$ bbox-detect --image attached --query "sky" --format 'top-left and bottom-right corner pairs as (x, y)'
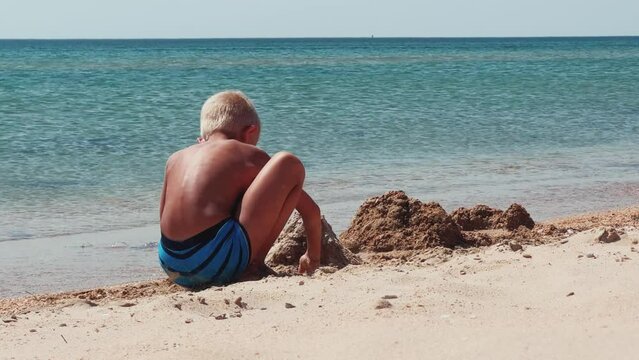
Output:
(0, 0), (638, 39)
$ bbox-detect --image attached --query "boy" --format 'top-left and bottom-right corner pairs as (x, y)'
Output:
(158, 91), (321, 288)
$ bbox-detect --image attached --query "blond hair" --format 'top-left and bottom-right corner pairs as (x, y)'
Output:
(200, 91), (260, 139)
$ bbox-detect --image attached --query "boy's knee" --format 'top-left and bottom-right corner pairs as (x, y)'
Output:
(272, 151), (305, 178)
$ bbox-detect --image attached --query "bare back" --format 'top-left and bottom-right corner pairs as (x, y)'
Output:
(160, 139), (268, 241)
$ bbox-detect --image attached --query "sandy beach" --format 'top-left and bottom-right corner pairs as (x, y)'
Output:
(2, 195), (639, 360)
(3, 7), (639, 359)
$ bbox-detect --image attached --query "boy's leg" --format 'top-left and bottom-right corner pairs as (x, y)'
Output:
(238, 152), (305, 266)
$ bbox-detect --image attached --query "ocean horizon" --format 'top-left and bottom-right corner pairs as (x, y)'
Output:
(2, 35), (638, 40)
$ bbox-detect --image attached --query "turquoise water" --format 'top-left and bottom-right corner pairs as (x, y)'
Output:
(1, 37), (639, 241)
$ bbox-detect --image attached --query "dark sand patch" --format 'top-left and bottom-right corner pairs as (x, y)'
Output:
(0, 280), (180, 316)
(545, 207), (639, 231)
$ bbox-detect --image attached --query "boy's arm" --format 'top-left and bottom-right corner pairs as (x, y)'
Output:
(160, 168), (168, 219)
(297, 190), (322, 274)
(159, 155), (176, 219)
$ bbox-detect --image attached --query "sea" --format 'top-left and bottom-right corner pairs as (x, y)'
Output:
(1, 37), (638, 296)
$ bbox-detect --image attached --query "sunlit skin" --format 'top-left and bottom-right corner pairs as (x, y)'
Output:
(160, 124), (322, 276)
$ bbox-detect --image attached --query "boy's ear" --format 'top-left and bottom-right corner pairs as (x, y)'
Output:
(243, 125), (259, 144)
(245, 125), (258, 136)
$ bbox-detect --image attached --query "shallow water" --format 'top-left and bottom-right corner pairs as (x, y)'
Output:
(1, 38), (638, 236)
(0, 226), (161, 298)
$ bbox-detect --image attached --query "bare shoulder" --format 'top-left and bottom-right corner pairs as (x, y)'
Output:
(215, 140), (271, 166)
(165, 147), (190, 170)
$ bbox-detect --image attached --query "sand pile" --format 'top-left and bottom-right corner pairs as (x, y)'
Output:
(450, 205), (502, 231)
(451, 204), (535, 231)
(340, 191), (464, 252)
(340, 191), (552, 254)
(450, 202), (559, 247)
(265, 212), (361, 273)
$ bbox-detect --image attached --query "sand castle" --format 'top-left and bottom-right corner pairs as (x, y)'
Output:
(267, 190), (550, 271)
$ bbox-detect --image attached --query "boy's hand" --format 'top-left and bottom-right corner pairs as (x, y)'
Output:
(298, 252), (320, 275)
(296, 191), (322, 275)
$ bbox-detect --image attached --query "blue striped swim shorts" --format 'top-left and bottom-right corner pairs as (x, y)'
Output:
(158, 218), (252, 288)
